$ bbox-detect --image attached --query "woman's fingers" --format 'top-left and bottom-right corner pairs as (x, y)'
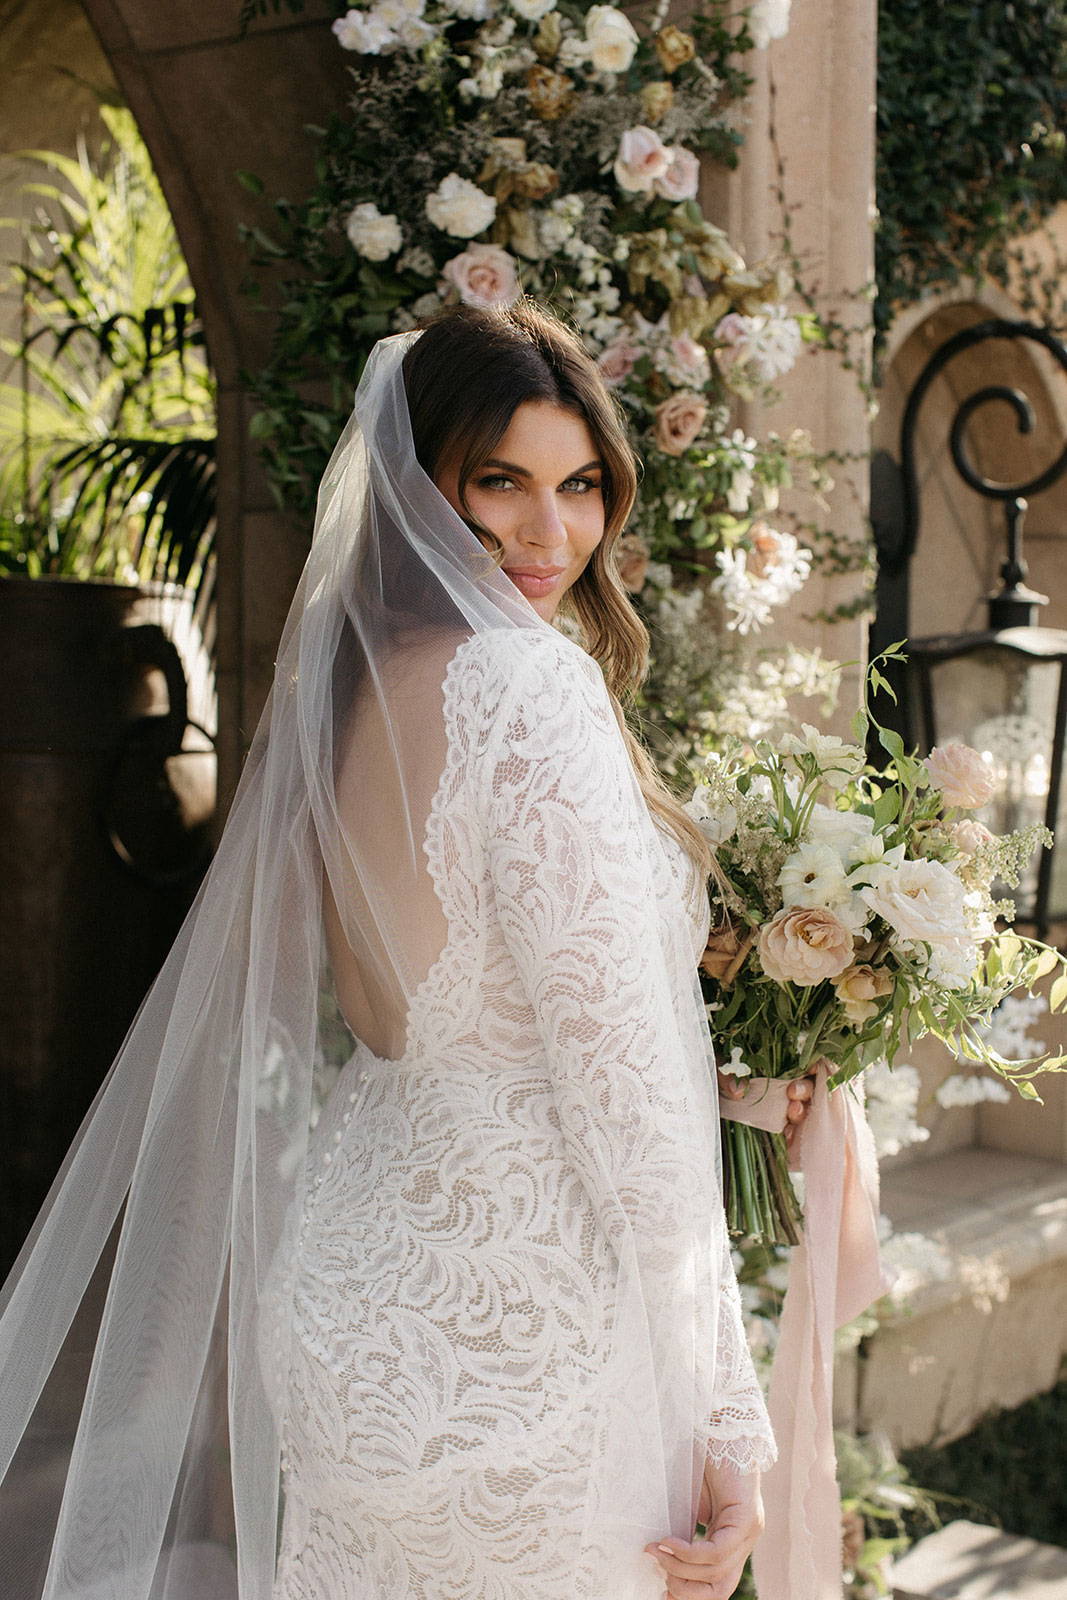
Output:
(716, 1071), (745, 1102)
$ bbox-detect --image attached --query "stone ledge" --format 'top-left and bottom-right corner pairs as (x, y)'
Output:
(892, 1520), (1067, 1600)
(880, 1148), (1067, 1321)
(856, 1148), (1067, 1447)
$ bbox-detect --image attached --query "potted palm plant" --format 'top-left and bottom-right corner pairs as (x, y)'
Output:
(0, 105), (218, 1272)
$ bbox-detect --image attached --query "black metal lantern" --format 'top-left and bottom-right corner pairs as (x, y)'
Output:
(877, 320), (1067, 940)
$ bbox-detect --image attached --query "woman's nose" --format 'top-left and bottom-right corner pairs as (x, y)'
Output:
(523, 492), (568, 548)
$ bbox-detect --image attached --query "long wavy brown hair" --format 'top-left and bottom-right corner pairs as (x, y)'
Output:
(402, 300), (712, 875)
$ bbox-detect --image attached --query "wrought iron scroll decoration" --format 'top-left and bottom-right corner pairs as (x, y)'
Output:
(891, 318), (1067, 582)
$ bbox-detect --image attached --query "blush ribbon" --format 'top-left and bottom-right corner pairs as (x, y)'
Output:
(719, 1065), (889, 1600)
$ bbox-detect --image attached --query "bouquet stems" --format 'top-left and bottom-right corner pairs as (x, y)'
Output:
(722, 1118), (804, 1246)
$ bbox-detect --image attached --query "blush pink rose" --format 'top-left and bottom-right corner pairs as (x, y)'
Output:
(653, 391), (707, 455)
(926, 742), (996, 808)
(655, 145), (700, 201)
(442, 243), (520, 309)
(614, 125), (671, 193)
(950, 818), (996, 854)
(758, 905), (855, 986)
(597, 336), (640, 386)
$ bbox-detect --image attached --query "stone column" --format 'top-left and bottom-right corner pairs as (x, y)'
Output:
(704, 0), (878, 731)
(77, 0), (349, 807)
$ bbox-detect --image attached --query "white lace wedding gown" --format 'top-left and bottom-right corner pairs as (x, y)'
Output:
(270, 629), (775, 1600)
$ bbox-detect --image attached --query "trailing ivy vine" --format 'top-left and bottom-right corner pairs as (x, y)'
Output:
(876, 0), (1067, 337)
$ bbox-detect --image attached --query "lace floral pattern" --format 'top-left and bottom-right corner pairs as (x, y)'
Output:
(274, 630), (774, 1600)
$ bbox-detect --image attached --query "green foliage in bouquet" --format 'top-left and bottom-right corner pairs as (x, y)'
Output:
(692, 646), (1067, 1243)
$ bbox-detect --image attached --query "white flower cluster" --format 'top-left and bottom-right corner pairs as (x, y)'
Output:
(877, 1216), (952, 1307)
(333, 0), (437, 55)
(715, 303), (803, 385)
(864, 1060), (930, 1160)
(710, 529), (812, 634)
(935, 1073), (1012, 1109)
(976, 992), (1049, 1062)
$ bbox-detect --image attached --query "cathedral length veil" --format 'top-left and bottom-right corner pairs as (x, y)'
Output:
(0, 328), (749, 1600)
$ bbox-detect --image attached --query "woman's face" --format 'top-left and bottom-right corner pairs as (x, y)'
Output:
(435, 400), (605, 622)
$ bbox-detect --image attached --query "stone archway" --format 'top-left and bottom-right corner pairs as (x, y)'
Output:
(74, 0), (351, 802)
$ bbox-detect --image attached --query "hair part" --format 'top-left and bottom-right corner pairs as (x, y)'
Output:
(403, 300), (713, 877)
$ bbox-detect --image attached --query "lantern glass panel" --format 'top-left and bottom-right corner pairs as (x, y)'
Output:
(920, 645), (1065, 921)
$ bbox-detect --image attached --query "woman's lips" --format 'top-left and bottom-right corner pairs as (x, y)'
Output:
(504, 567), (566, 598)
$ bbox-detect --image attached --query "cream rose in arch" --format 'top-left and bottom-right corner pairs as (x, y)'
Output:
(758, 906), (855, 987)
(585, 5), (639, 72)
(345, 202), (403, 261)
(925, 742), (997, 809)
(653, 391), (707, 455)
(442, 244), (520, 308)
(425, 173), (497, 238)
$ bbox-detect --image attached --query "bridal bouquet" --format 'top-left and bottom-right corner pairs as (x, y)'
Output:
(689, 646), (1067, 1245)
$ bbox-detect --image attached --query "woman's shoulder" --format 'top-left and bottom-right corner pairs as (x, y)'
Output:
(451, 625), (602, 703)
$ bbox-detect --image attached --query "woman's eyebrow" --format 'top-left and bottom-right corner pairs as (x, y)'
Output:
(481, 457), (603, 477)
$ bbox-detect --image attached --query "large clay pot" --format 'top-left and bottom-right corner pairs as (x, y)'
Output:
(0, 577), (215, 1274)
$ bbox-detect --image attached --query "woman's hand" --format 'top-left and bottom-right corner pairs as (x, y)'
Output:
(644, 1460), (764, 1599)
(716, 1069), (816, 1149)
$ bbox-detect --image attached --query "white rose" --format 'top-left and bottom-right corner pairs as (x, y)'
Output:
(655, 145), (701, 202)
(345, 202), (403, 261)
(333, 7), (397, 52)
(585, 4), (639, 71)
(441, 0), (494, 14)
(510, 0), (556, 17)
(614, 126), (671, 193)
(425, 173), (497, 238)
(859, 857), (971, 944)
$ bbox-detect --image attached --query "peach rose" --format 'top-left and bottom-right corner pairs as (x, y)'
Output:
(596, 335), (640, 387)
(758, 906), (854, 986)
(655, 22), (696, 72)
(653, 391), (707, 455)
(640, 80), (674, 123)
(613, 532), (651, 594)
(831, 962), (894, 1025)
(614, 125), (671, 194)
(925, 742), (996, 809)
(950, 818), (996, 854)
(442, 244), (520, 309)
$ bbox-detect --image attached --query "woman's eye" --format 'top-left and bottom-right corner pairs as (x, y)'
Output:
(476, 474), (514, 491)
(561, 476), (600, 494)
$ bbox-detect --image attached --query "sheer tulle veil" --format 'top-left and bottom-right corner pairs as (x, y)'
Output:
(0, 322), (747, 1600)
(0, 330), (555, 1598)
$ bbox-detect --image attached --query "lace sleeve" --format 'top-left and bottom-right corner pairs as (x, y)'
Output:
(473, 631), (776, 1477)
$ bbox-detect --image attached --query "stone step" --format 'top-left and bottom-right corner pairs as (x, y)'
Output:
(893, 1521), (1067, 1600)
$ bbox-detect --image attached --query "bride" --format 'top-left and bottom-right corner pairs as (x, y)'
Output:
(0, 300), (775, 1600)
